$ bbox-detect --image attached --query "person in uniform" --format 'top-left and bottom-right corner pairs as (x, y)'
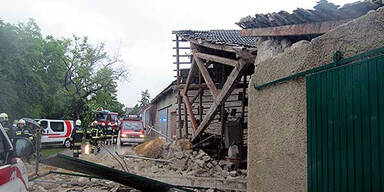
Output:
(0, 113), (15, 140)
(105, 123), (113, 145)
(90, 121), (101, 153)
(16, 119), (34, 162)
(70, 120), (84, 158)
(16, 119), (33, 141)
(112, 123), (119, 144)
(100, 122), (106, 145)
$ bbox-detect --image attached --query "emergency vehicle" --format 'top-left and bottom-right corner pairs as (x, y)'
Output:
(0, 124), (34, 192)
(119, 115), (145, 145)
(92, 108), (119, 132)
(37, 119), (74, 148)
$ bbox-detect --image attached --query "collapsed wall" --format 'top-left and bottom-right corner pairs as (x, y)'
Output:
(247, 8), (384, 192)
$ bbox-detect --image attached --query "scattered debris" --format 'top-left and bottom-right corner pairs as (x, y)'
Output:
(134, 137), (165, 158)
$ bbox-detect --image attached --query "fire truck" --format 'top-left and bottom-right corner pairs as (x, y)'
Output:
(91, 107), (119, 143)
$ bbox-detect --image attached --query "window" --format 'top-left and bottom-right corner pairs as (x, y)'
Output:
(50, 122), (64, 132)
(40, 121), (48, 129)
(122, 121), (143, 131)
(110, 114), (118, 122)
(96, 113), (107, 121)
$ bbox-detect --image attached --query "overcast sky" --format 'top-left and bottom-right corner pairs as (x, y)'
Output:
(0, 0), (355, 107)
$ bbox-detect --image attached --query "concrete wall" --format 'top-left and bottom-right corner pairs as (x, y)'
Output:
(247, 8), (384, 192)
(152, 90), (177, 139)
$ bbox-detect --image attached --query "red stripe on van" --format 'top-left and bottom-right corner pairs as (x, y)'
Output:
(48, 120), (72, 138)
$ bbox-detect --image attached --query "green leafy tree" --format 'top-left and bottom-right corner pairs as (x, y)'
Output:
(62, 36), (128, 119)
(129, 89), (150, 115)
(0, 18), (127, 125)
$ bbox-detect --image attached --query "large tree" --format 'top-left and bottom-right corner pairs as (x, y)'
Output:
(62, 36), (127, 119)
(0, 19), (127, 123)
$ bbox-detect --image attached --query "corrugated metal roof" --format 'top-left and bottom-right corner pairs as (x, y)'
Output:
(236, 0), (382, 29)
(174, 30), (257, 48)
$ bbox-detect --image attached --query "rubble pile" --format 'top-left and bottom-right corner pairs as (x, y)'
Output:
(129, 138), (247, 180)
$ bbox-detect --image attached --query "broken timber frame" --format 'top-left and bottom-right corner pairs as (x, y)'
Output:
(176, 38), (256, 143)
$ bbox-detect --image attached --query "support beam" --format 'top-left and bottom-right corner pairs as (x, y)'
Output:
(192, 60), (249, 142)
(183, 58), (196, 95)
(182, 92), (198, 132)
(190, 88), (204, 105)
(194, 52), (238, 67)
(241, 19), (350, 37)
(194, 56), (218, 99)
(175, 35), (182, 139)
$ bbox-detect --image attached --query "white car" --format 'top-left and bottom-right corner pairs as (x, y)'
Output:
(0, 124), (34, 192)
(37, 119), (74, 148)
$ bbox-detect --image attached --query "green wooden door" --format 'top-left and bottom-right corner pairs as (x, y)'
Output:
(307, 55), (384, 192)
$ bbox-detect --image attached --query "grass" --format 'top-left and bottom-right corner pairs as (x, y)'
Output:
(40, 147), (66, 158)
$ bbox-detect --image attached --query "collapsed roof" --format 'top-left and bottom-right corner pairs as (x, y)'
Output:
(174, 30), (257, 48)
(236, 0), (383, 29)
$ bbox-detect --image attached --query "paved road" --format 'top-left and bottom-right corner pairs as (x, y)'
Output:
(81, 139), (136, 156)
(59, 139), (136, 157)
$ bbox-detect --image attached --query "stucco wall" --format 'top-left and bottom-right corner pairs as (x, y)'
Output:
(247, 8), (384, 192)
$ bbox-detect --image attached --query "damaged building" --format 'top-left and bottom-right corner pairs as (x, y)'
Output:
(146, 0), (384, 191)
(241, 0), (384, 192)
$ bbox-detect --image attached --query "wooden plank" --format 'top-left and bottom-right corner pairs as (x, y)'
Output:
(182, 92), (198, 132)
(194, 56), (219, 99)
(192, 60), (249, 142)
(194, 52), (238, 67)
(183, 59), (196, 95)
(241, 19), (350, 37)
(176, 35), (182, 139)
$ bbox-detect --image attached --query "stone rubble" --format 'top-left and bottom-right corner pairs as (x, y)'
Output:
(26, 138), (247, 191)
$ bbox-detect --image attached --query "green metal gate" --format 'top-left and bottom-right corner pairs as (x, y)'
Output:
(307, 54), (384, 192)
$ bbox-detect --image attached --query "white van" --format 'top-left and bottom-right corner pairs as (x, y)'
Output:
(37, 119), (74, 148)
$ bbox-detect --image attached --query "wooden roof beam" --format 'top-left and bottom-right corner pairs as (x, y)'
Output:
(241, 19), (350, 37)
(194, 52), (239, 67)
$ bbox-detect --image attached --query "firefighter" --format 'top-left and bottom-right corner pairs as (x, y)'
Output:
(70, 120), (84, 158)
(90, 121), (101, 153)
(100, 122), (106, 145)
(105, 123), (113, 145)
(112, 124), (119, 144)
(16, 119), (33, 141)
(0, 113), (15, 140)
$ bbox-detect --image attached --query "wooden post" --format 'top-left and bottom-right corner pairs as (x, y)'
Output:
(199, 71), (203, 123)
(176, 35), (182, 139)
(220, 65), (226, 154)
(192, 60), (249, 142)
(182, 92), (198, 131)
(184, 103), (188, 138)
(241, 74), (246, 120)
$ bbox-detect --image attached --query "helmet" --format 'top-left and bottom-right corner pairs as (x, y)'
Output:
(18, 119), (26, 124)
(92, 121), (98, 126)
(0, 113), (8, 121)
(75, 120), (81, 126)
(101, 122), (105, 126)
